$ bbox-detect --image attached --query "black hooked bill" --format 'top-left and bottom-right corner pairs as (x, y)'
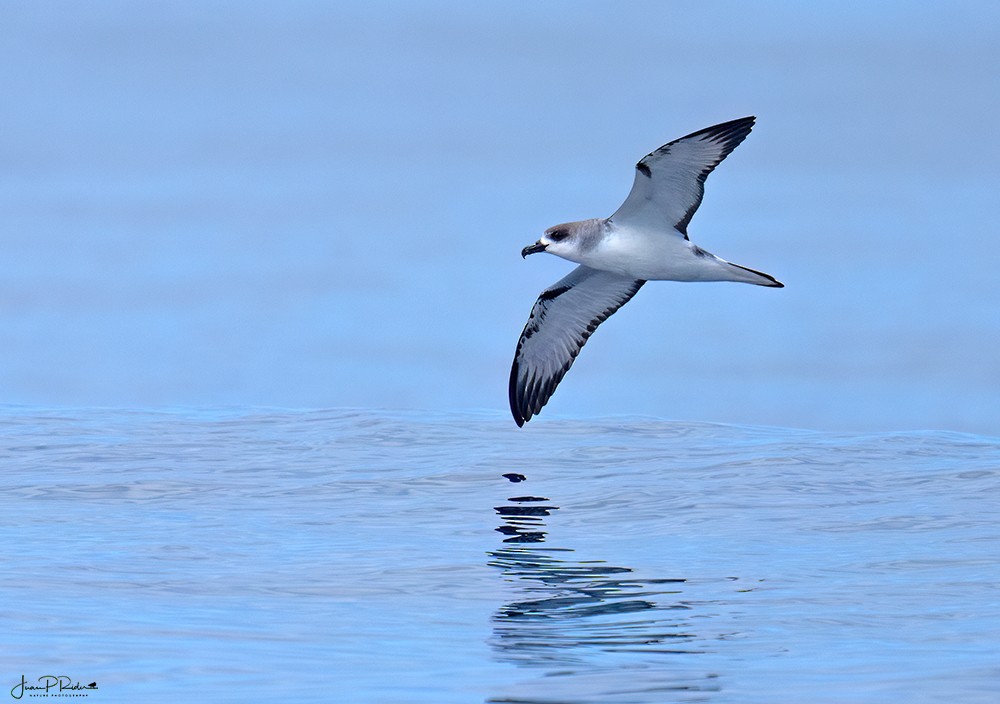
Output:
(521, 242), (547, 258)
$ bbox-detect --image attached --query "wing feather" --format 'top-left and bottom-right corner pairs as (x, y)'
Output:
(509, 266), (645, 426)
(610, 116), (755, 238)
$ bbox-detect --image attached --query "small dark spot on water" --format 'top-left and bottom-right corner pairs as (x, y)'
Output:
(507, 495), (548, 502)
(502, 473), (526, 483)
(646, 578), (688, 584)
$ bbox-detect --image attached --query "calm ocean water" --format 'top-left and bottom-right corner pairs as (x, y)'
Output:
(3, 407), (998, 703)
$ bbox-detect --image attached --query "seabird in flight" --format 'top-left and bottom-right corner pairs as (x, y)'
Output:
(510, 116), (782, 426)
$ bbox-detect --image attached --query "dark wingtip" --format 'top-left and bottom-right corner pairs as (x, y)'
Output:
(681, 115), (756, 151)
(508, 359), (528, 427)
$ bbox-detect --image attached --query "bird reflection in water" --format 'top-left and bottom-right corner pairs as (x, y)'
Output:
(489, 474), (709, 668)
(487, 474), (726, 702)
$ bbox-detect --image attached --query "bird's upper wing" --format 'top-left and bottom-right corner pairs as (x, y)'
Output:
(509, 265), (645, 426)
(609, 116), (755, 239)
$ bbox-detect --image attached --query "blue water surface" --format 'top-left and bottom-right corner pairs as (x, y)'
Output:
(3, 408), (998, 703)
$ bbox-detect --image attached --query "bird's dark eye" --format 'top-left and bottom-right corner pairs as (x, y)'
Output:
(548, 229), (568, 242)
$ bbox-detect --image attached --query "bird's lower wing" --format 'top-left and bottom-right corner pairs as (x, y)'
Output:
(509, 265), (645, 426)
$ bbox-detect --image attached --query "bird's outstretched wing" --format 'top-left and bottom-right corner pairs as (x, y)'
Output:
(509, 265), (645, 426)
(610, 116), (755, 238)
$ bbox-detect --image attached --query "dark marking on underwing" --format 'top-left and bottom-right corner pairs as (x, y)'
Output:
(538, 285), (571, 302)
(636, 161), (652, 178)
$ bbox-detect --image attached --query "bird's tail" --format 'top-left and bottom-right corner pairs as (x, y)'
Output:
(723, 261), (784, 287)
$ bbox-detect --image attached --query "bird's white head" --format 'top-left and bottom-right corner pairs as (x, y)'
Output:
(520, 219), (603, 263)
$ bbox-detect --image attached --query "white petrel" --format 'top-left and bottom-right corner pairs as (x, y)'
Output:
(510, 116), (782, 426)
